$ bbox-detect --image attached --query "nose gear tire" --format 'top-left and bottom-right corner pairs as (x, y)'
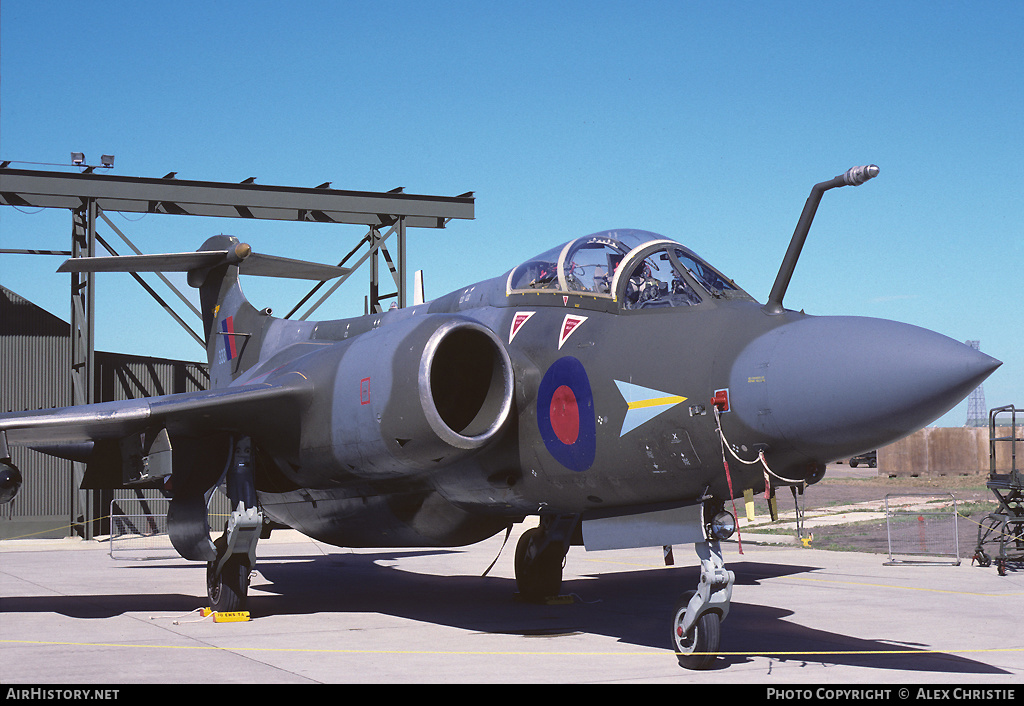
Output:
(671, 590), (721, 669)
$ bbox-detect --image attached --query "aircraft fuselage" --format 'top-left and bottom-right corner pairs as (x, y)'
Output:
(229, 244), (995, 549)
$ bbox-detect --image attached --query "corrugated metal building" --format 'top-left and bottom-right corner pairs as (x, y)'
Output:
(1, 286), (72, 539)
(1, 285), (214, 539)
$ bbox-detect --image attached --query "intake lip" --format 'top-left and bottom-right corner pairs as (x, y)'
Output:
(418, 320), (515, 450)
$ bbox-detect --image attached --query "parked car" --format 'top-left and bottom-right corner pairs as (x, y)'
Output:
(849, 450), (877, 468)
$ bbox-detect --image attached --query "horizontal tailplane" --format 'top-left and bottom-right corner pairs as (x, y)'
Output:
(57, 242), (349, 281)
(56, 236), (345, 385)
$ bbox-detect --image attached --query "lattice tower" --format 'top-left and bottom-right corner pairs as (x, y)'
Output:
(964, 340), (988, 427)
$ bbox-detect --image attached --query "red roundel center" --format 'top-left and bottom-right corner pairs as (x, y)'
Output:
(549, 385), (580, 445)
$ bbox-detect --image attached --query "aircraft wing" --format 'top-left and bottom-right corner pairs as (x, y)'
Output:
(0, 376), (311, 447)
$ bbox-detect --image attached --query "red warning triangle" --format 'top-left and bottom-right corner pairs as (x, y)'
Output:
(558, 314), (588, 349)
(509, 311), (535, 343)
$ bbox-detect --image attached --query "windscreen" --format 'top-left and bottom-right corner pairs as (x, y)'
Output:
(507, 230), (748, 305)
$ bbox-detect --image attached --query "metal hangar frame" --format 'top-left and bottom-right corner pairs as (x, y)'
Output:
(0, 165), (474, 537)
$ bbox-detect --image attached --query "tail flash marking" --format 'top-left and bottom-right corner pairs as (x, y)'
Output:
(221, 316), (238, 361)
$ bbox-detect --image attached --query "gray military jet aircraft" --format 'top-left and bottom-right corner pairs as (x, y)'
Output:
(0, 166), (1001, 668)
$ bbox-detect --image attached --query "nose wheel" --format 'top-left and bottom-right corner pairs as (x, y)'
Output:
(671, 590), (721, 669)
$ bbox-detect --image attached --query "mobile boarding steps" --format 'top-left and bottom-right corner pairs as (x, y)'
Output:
(972, 405), (1024, 575)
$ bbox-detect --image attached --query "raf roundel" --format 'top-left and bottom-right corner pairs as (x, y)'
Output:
(537, 356), (597, 472)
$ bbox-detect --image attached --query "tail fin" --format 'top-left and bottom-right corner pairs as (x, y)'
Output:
(58, 235), (346, 386)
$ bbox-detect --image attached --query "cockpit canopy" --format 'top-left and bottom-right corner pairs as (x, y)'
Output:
(507, 229), (749, 309)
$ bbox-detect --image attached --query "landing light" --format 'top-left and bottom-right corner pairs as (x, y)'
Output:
(709, 510), (736, 541)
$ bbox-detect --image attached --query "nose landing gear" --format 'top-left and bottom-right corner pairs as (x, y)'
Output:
(670, 538), (735, 669)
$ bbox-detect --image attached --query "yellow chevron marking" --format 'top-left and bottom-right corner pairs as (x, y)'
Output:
(626, 395), (687, 410)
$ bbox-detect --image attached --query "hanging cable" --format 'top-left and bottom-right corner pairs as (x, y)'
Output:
(714, 406), (806, 484)
(713, 407), (744, 555)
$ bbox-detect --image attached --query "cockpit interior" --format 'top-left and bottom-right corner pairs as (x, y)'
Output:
(506, 229), (750, 309)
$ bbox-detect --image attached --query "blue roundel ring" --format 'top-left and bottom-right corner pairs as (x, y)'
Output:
(537, 356), (596, 472)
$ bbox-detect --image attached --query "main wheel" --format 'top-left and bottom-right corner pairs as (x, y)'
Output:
(671, 590), (721, 669)
(514, 527), (564, 601)
(207, 541), (251, 612)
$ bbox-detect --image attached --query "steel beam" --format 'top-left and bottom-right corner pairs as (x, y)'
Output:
(69, 200), (97, 539)
(0, 168), (474, 228)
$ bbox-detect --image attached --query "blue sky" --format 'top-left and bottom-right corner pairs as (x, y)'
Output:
(1, 1), (1020, 427)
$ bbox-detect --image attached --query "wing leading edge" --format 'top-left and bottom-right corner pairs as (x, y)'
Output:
(0, 375), (312, 447)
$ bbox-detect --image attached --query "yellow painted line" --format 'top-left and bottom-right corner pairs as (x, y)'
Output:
(626, 395), (686, 410)
(1, 639), (1022, 658)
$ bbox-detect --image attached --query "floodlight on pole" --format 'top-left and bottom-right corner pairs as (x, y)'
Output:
(71, 152), (86, 166)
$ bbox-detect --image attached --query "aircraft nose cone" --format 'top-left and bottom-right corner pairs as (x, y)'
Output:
(729, 316), (1001, 460)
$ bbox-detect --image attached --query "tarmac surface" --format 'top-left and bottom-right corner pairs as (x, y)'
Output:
(2, 514), (1023, 685)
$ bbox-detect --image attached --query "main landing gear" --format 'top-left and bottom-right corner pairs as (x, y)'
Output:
(514, 514), (578, 602)
(206, 437), (263, 612)
(206, 505), (262, 611)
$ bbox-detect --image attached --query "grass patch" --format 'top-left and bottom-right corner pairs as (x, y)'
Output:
(954, 500), (1000, 518)
(817, 475), (989, 491)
